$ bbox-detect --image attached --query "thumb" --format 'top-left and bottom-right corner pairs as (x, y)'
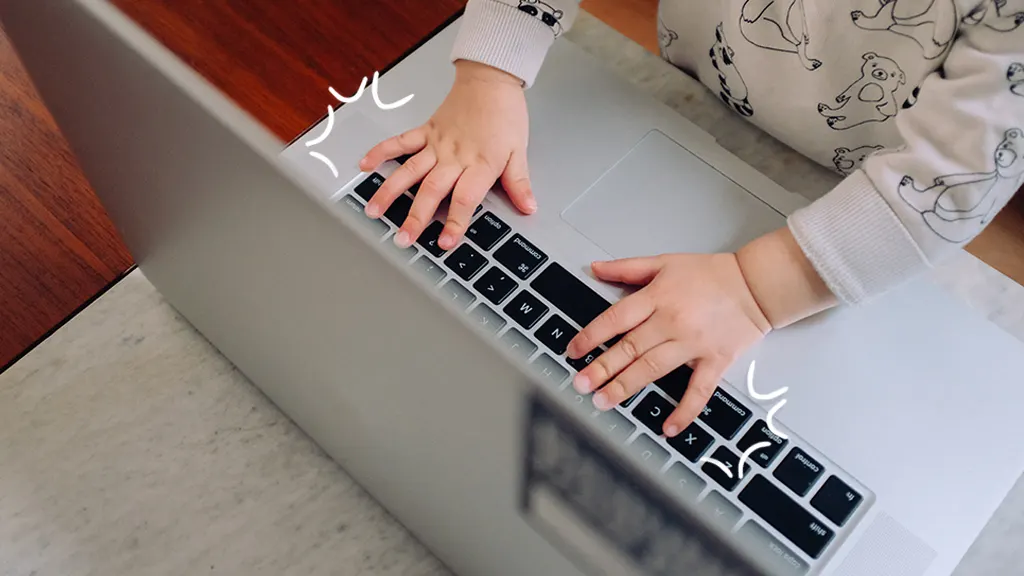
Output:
(591, 256), (662, 286)
(500, 148), (537, 214)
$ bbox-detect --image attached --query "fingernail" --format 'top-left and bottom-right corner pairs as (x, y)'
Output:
(526, 198), (537, 212)
(439, 234), (455, 250)
(593, 391), (611, 411)
(664, 424), (680, 437)
(573, 374), (590, 393)
(394, 231), (411, 247)
(358, 157), (368, 169)
(365, 203), (381, 218)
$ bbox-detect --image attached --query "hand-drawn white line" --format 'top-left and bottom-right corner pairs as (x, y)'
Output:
(328, 72), (414, 110)
(737, 441), (771, 479)
(746, 360), (790, 440)
(765, 399), (789, 440)
(308, 151), (338, 178)
(746, 360), (788, 401)
(370, 70), (414, 110)
(699, 456), (733, 478)
(329, 77), (368, 104)
(305, 105), (335, 147)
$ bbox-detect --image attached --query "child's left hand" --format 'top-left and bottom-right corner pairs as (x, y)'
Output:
(566, 227), (838, 438)
(566, 253), (772, 437)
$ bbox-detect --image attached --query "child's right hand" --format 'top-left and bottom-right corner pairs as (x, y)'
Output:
(359, 60), (537, 251)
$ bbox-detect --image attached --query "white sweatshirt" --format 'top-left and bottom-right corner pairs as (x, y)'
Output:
(451, 0), (1024, 305)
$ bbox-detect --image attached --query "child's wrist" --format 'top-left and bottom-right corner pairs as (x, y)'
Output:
(735, 227), (838, 329)
(454, 59), (524, 88)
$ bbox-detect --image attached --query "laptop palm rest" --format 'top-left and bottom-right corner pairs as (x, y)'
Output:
(561, 130), (786, 258)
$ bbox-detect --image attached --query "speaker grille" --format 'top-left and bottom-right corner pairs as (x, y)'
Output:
(835, 512), (937, 576)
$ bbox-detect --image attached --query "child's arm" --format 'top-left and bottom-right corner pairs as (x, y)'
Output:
(787, 21), (1023, 305)
(450, 0), (583, 88)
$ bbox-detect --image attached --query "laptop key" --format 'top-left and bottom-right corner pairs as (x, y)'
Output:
(504, 291), (549, 329)
(395, 154), (412, 165)
(698, 490), (743, 532)
(655, 364), (693, 403)
(699, 388), (752, 440)
(417, 221), (447, 257)
(595, 409), (635, 444)
(440, 280), (475, 310)
(529, 354), (570, 388)
(632, 392), (673, 436)
(444, 244), (486, 281)
(666, 421), (714, 463)
(499, 328), (537, 361)
(339, 195), (389, 237)
(701, 446), (751, 491)
(411, 256), (446, 285)
(469, 304), (506, 334)
(811, 476), (863, 527)
(474, 266), (517, 305)
(495, 234), (548, 279)
(735, 521), (810, 576)
(566, 348), (601, 372)
(465, 211), (511, 251)
(773, 448), (824, 497)
(531, 263), (611, 329)
(383, 193), (413, 227)
(626, 433), (669, 473)
(664, 462), (706, 501)
(736, 419), (788, 468)
(354, 172), (385, 202)
(536, 315), (577, 355)
(739, 475), (835, 559)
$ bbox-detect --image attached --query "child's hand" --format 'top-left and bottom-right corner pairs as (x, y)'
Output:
(359, 60), (536, 251)
(567, 228), (837, 438)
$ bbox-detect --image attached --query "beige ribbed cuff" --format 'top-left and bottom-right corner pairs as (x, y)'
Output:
(788, 170), (931, 305)
(450, 0), (555, 88)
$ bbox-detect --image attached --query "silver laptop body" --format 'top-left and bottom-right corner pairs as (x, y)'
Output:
(4, 1), (1024, 575)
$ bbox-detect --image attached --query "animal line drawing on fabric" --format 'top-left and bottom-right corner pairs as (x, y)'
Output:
(739, 0), (822, 70)
(818, 52), (906, 130)
(851, 0), (958, 60)
(710, 23), (755, 117)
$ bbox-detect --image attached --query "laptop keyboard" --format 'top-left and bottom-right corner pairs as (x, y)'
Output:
(338, 170), (871, 575)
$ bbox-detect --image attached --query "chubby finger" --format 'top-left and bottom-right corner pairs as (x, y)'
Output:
(567, 291), (655, 359)
(663, 358), (727, 438)
(397, 162), (463, 247)
(441, 164), (498, 249)
(368, 149), (436, 219)
(360, 127), (427, 171)
(500, 149), (537, 214)
(591, 342), (687, 411)
(591, 256), (663, 286)
(575, 320), (665, 394)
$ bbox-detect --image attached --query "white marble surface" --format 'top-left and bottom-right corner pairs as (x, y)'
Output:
(2, 11), (1023, 576)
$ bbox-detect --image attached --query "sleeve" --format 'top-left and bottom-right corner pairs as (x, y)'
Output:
(450, 0), (582, 88)
(787, 13), (1024, 305)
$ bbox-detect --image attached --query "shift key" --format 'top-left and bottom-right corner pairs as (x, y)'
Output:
(739, 475), (835, 559)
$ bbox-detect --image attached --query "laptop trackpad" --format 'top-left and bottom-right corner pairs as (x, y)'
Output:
(562, 130), (786, 258)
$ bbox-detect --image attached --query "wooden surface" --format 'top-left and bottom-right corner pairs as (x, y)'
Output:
(0, 0), (1022, 371)
(0, 0), (464, 371)
(0, 28), (133, 371)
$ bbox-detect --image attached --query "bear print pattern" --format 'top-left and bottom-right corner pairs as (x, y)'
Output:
(518, 0), (565, 36)
(833, 145), (885, 175)
(961, 0), (1024, 32)
(851, 0), (957, 60)
(739, 0), (822, 70)
(710, 23), (755, 117)
(658, 19), (679, 58)
(1009, 63), (1024, 97)
(818, 52), (907, 130)
(898, 127), (1024, 242)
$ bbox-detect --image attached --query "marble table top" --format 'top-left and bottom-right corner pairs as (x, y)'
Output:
(2, 11), (1023, 576)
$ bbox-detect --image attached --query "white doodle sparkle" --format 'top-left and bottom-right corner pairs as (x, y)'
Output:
(698, 360), (790, 480)
(305, 72), (414, 178)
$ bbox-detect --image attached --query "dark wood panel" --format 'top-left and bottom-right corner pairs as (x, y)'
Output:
(110, 0), (466, 142)
(0, 0), (464, 371)
(0, 27), (134, 371)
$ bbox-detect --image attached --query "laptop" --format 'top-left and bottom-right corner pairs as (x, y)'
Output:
(4, 1), (1024, 575)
